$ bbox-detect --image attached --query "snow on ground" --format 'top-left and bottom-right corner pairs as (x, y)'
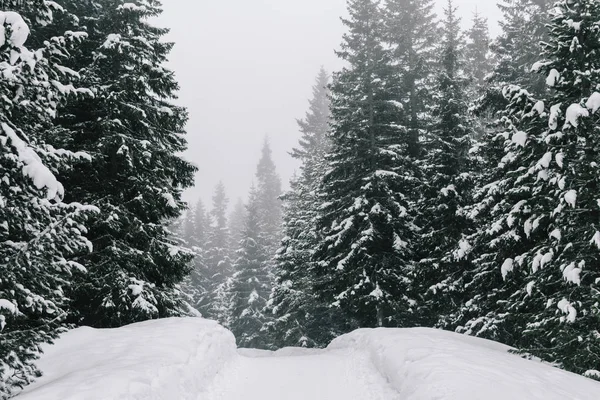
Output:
(329, 327), (600, 400)
(16, 318), (600, 400)
(18, 318), (236, 400)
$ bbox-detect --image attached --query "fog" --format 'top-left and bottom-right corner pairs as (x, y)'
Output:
(158, 0), (501, 206)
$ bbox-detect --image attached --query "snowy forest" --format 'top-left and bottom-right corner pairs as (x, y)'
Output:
(2, 0), (600, 397)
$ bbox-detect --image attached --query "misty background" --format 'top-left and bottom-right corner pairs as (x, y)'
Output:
(158, 0), (500, 206)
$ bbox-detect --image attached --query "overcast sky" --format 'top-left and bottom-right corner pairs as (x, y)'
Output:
(158, 0), (501, 208)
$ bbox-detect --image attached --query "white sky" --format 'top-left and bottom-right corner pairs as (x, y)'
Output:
(158, 0), (501, 207)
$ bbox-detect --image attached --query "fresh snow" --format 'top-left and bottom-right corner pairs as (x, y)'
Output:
(16, 318), (600, 400)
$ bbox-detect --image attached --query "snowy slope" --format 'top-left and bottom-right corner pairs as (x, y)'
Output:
(18, 318), (236, 400)
(16, 318), (600, 400)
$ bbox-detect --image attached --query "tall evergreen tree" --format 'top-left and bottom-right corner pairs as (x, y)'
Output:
(313, 0), (418, 330)
(228, 198), (247, 256)
(45, 0), (197, 328)
(384, 0), (438, 156)
(228, 187), (272, 349)
(458, 0), (600, 376)
(203, 182), (232, 318)
(268, 68), (335, 348)
(464, 9), (493, 97)
(255, 138), (283, 255)
(181, 198), (211, 313)
(483, 0), (552, 110)
(416, 0), (475, 327)
(0, 4), (96, 397)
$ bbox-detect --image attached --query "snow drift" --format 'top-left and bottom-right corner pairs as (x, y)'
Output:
(17, 318), (236, 400)
(329, 327), (600, 400)
(16, 318), (600, 400)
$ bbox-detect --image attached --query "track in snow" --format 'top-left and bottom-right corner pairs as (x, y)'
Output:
(203, 348), (400, 400)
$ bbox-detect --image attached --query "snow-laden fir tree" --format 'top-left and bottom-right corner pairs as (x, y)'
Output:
(228, 187), (272, 349)
(464, 9), (494, 98)
(383, 0), (438, 157)
(268, 68), (336, 348)
(228, 198), (247, 257)
(312, 0), (418, 330)
(482, 0), (552, 110)
(0, 4), (96, 397)
(46, 0), (196, 327)
(203, 182), (232, 319)
(255, 138), (283, 256)
(458, 0), (600, 376)
(181, 199), (211, 313)
(416, 0), (475, 328)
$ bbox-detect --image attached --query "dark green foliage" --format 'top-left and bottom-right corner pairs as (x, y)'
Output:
(312, 0), (419, 330)
(46, 0), (196, 327)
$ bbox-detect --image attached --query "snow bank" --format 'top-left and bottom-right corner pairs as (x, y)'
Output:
(328, 327), (600, 400)
(18, 318), (237, 400)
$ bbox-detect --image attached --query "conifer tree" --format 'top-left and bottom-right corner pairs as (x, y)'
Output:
(384, 0), (438, 156)
(255, 138), (283, 256)
(228, 188), (272, 349)
(313, 0), (418, 330)
(464, 10), (493, 97)
(203, 182), (232, 318)
(228, 198), (247, 256)
(417, 0), (475, 327)
(43, 0), (197, 328)
(484, 0), (552, 109)
(0, 3), (95, 396)
(459, 0), (600, 375)
(269, 68), (335, 348)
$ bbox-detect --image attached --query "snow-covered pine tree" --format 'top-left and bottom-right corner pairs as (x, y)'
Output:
(255, 138), (283, 256)
(204, 182), (232, 319)
(181, 199), (211, 314)
(312, 0), (418, 330)
(228, 187), (272, 349)
(383, 0), (438, 157)
(459, 0), (600, 376)
(268, 68), (335, 348)
(228, 198), (247, 256)
(0, 3), (96, 397)
(483, 0), (552, 111)
(45, 0), (197, 327)
(464, 9), (494, 98)
(416, 0), (475, 328)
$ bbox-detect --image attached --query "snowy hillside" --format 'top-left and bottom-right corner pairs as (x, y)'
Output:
(17, 317), (600, 400)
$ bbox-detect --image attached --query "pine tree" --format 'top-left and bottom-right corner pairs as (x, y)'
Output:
(416, 0), (475, 328)
(44, 0), (197, 328)
(483, 0), (553, 110)
(464, 9), (493, 97)
(313, 0), (418, 330)
(384, 0), (438, 157)
(228, 198), (247, 257)
(255, 138), (283, 255)
(228, 187), (272, 349)
(459, 0), (600, 376)
(0, 4), (95, 397)
(268, 68), (335, 348)
(203, 182), (232, 318)
(181, 199), (211, 313)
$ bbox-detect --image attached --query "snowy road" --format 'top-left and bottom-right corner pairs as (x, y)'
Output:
(203, 348), (400, 400)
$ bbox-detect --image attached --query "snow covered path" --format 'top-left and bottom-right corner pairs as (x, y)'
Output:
(203, 348), (400, 400)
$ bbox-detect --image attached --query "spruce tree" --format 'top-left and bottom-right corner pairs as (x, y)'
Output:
(228, 198), (247, 256)
(459, 0), (600, 376)
(384, 0), (438, 157)
(269, 68), (335, 348)
(204, 182), (232, 318)
(228, 188), (272, 349)
(416, 0), (475, 327)
(255, 138), (283, 256)
(464, 10), (493, 97)
(313, 0), (418, 330)
(0, 3), (95, 396)
(44, 0), (197, 328)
